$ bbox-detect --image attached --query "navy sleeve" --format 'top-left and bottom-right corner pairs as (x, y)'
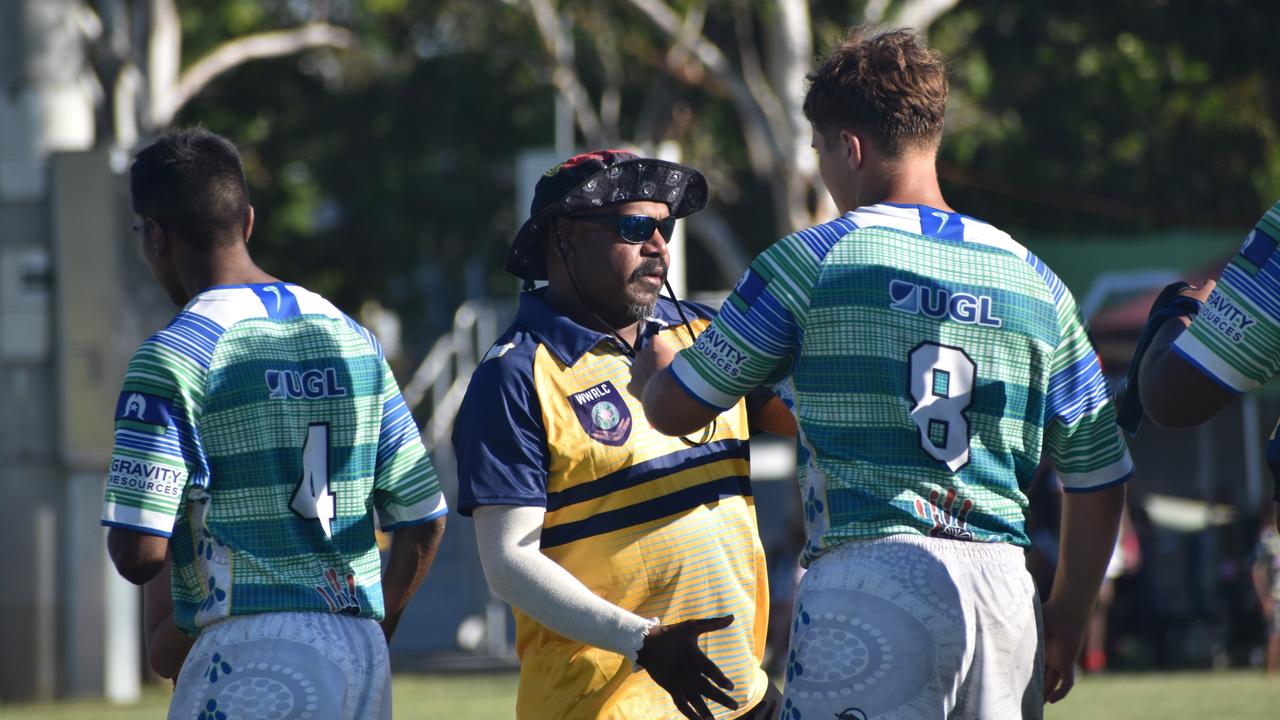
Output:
(451, 338), (548, 516)
(681, 298), (719, 321)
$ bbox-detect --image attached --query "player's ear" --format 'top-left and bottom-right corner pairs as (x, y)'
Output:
(839, 129), (863, 171)
(243, 205), (255, 245)
(145, 217), (170, 257)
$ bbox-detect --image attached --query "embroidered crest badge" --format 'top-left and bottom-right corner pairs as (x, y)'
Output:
(568, 380), (632, 446)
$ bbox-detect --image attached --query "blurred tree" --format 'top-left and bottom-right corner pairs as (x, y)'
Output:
(82, 0), (354, 149)
(105, 0), (1280, 354)
(515, 0), (960, 283)
(930, 0), (1280, 234)
(174, 1), (556, 352)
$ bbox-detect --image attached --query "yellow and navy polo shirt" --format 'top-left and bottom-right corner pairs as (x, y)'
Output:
(453, 289), (769, 720)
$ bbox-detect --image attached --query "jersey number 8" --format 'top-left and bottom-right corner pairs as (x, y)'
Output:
(907, 342), (976, 473)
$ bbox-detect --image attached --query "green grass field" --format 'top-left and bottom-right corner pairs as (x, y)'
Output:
(1, 670), (1274, 719)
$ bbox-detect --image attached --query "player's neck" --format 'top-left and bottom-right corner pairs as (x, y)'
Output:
(182, 248), (278, 296)
(850, 155), (952, 213)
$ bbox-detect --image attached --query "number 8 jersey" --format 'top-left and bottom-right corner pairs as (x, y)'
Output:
(669, 204), (1133, 565)
(101, 283), (446, 633)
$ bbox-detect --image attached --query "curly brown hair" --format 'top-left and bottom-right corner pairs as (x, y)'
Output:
(802, 26), (948, 157)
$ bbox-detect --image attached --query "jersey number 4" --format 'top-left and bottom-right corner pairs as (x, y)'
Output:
(907, 342), (975, 472)
(291, 422), (336, 538)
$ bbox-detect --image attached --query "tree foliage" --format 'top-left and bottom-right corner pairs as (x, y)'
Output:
(162, 0), (1280, 352)
(176, 1), (554, 344)
(931, 0), (1280, 233)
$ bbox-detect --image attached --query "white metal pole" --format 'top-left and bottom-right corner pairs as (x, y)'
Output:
(553, 11), (573, 159)
(656, 140), (686, 298)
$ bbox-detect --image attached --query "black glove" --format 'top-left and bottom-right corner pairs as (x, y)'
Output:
(1115, 281), (1204, 436)
(636, 615), (739, 720)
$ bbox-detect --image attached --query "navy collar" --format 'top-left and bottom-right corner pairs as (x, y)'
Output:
(516, 288), (690, 367)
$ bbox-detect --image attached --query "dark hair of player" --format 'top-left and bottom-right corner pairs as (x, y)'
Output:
(802, 26), (948, 158)
(130, 127), (251, 250)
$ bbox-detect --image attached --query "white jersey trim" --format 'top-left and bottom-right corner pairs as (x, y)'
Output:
(842, 205), (1029, 261)
(102, 506), (177, 536)
(669, 354), (739, 411)
(1057, 452), (1135, 491)
(376, 492), (448, 531)
(1171, 331), (1255, 394)
(293, 287), (348, 320)
(185, 288), (269, 327)
(958, 216), (1027, 258)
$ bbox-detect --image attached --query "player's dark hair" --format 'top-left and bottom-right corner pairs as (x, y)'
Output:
(803, 26), (948, 157)
(130, 127), (250, 250)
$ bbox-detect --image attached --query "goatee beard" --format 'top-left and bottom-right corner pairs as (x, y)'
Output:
(625, 300), (657, 322)
(625, 258), (666, 322)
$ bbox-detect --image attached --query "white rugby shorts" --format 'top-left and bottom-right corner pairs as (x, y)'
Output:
(169, 611), (391, 720)
(780, 534), (1043, 720)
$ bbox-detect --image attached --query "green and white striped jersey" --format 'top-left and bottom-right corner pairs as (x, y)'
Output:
(101, 283), (445, 633)
(670, 204), (1132, 564)
(1175, 201), (1280, 392)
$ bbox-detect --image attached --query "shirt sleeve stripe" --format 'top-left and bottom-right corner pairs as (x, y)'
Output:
(1045, 354), (1111, 425)
(1058, 453), (1135, 490)
(152, 312), (224, 369)
(668, 356), (739, 411)
(1024, 251), (1069, 306)
(717, 293), (799, 357)
(378, 493), (448, 531)
(377, 395), (419, 467)
(1221, 263), (1280, 319)
(113, 428), (185, 456)
(343, 314), (385, 359)
(101, 510), (177, 536)
(1170, 338), (1252, 394)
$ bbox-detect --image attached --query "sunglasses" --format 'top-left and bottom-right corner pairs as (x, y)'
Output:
(571, 214), (677, 244)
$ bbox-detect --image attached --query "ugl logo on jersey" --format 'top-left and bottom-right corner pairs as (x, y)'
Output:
(889, 279), (1002, 328)
(568, 380), (632, 446)
(265, 367), (349, 400)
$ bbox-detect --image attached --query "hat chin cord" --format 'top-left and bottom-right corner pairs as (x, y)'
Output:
(550, 222), (716, 446)
(553, 221), (638, 357)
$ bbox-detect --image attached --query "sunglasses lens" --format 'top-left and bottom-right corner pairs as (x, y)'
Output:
(617, 216), (656, 243)
(576, 214), (677, 243)
(618, 216), (678, 243)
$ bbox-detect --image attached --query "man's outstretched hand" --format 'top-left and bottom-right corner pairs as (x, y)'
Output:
(636, 614), (739, 720)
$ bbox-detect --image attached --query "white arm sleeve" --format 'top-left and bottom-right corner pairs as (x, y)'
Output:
(472, 504), (659, 662)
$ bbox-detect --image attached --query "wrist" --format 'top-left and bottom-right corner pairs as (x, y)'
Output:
(629, 617), (662, 669)
(1043, 592), (1093, 627)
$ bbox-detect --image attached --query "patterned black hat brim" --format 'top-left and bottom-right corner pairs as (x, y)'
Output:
(505, 158), (708, 281)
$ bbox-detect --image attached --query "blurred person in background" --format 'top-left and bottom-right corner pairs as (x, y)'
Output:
(1254, 502), (1280, 673)
(633, 27), (1133, 719)
(101, 127), (447, 719)
(1082, 505), (1141, 673)
(453, 150), (794, 720)
(1025, 464), (1141, 674)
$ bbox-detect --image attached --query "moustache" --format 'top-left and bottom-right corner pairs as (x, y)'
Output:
(630, 259), (667, 283)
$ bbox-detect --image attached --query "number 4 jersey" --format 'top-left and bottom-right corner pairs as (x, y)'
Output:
(101, 283), (446, 633)
(669, 204), (1133, 564)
